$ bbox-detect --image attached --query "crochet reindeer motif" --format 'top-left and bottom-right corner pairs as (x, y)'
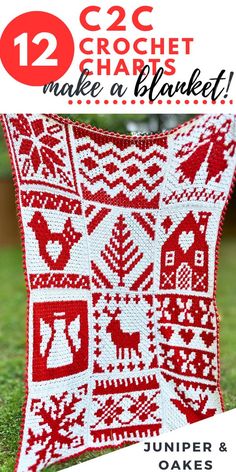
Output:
(171, 389), (216, 424)
(105, 306), (141, 360)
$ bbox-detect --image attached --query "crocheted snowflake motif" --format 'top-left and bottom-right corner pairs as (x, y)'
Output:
(26, 388), (86, 472)
(9, 114), (76, 190)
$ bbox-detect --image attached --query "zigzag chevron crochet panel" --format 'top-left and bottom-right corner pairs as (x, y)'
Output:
(1, 113), (236, 472)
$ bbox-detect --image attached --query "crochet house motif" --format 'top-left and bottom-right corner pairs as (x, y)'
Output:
(160, 211), (210, 292)
(1, 113), (236, 472)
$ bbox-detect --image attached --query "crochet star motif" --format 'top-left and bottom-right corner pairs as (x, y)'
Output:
(1, 113), (236, 472)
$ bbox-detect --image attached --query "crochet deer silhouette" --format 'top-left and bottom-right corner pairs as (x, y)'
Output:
(172, 390), (216, 423)
(105, 307), (141, 360)
(28, 211), (82, 270)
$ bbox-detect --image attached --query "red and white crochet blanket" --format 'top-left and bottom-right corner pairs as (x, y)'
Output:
(1, 113), (236, 472)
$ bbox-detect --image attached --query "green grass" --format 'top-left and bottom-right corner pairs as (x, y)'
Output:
(217, 239), (236, 409)
(0, 240), (236, 471)
(0, 132), (11, 178)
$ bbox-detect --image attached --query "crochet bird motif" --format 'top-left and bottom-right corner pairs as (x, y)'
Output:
(28, 211), (82, 270)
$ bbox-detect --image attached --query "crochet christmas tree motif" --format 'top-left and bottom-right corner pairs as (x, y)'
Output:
(1, 113), (236, 472)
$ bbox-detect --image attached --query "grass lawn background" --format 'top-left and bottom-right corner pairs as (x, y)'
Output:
(0, 239), (235, 471)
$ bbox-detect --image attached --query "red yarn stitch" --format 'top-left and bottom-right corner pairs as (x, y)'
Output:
(0, 113), (235, 472)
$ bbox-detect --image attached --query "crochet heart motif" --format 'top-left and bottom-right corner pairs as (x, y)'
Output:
(178, 231), (195, 253)
(46, 240), (63, 262)
(200, 331), (215, 348)
(160, 325), (174, 341)
(179, 328), (195, 345)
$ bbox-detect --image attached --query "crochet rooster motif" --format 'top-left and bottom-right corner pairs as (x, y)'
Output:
(28, 211), (82, 270)
(1, 113), (236, 472)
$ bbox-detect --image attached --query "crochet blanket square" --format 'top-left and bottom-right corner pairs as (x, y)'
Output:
(1, 113), (236, 472)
